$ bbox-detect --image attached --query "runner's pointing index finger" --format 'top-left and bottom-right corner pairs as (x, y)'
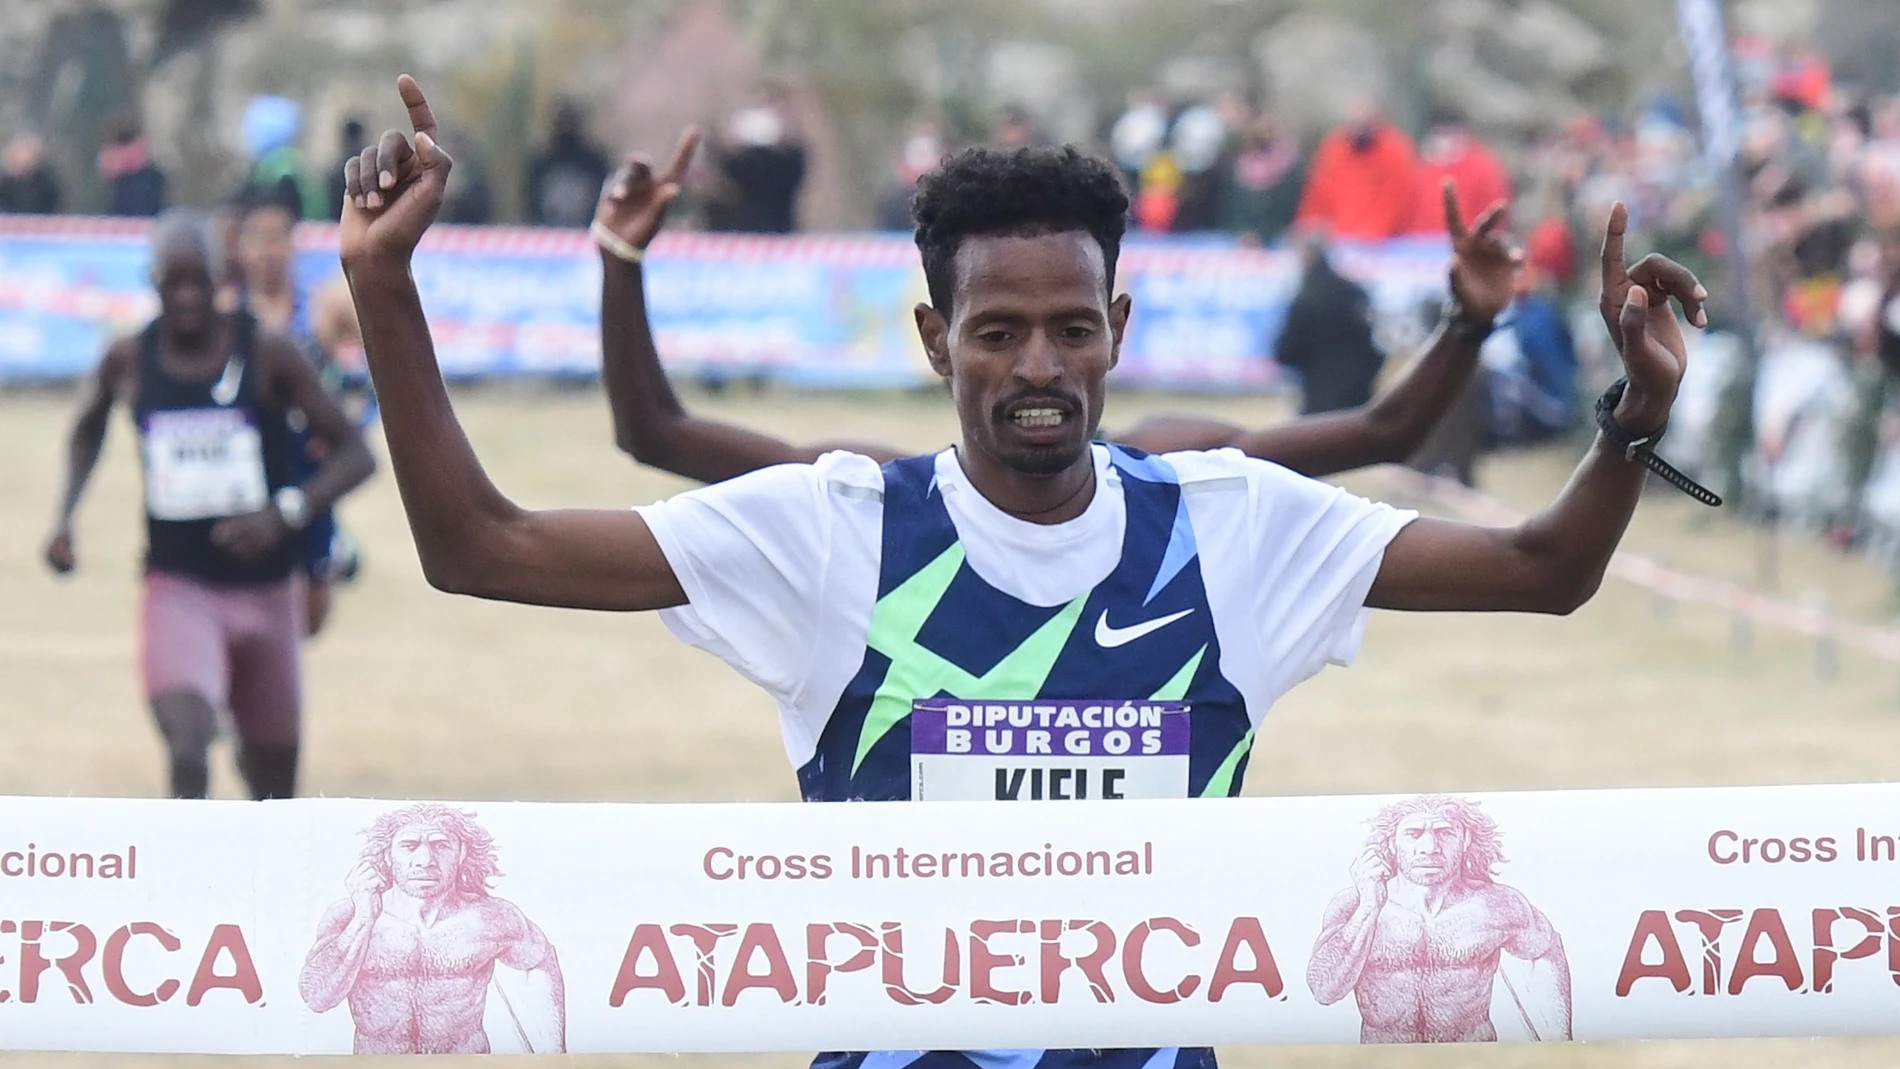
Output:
(396, 75), (438, 144)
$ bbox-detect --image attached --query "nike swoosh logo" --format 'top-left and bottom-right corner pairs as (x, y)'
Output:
(1094, 608), (1195, 648)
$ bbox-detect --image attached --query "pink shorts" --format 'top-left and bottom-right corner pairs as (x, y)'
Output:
(139, 571), (303, 745)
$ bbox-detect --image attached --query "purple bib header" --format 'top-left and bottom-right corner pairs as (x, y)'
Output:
(911, 700), (1191, 757)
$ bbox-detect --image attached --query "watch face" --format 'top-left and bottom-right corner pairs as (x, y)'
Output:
(277, 490), (306, 527)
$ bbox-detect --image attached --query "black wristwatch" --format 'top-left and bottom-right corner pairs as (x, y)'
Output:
(1595, 378), (1722, 507)
(1593, 377), (1666, 459)
(273, 486), (310, 531)
(1441, 284), (1496, 346)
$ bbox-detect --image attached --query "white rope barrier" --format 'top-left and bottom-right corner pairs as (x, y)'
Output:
(4, 786), (1900, 1053)
(1369, 465), (1900, 665)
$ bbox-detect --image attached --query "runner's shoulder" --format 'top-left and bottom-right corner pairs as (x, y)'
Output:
(1155, 446), (1393, 529)
(95, 335), (141, 385)
(1154, 445), (1287, 490)
(100, 333), (140, 366)
(1165, 445), (1380, 492)
(804, 448), (889, 498)
(657, 448), (886, 513)
(247, 320), (305, 368)
(245, 322), (319, 398)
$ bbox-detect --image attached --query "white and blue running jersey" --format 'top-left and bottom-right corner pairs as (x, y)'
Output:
(638, 442), (1415, 1069)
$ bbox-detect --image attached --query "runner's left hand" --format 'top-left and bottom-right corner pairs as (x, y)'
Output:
(1444, 181), (1517, 323)
(595, 127), (701, 253)
(1600, 202), (1703, 434)
(212, 509), (292, 562)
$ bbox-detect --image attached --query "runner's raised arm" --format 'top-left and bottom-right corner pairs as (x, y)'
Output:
(594, 134), (900, 480)
(1365, 203), (1707, 614)
(340, 76), (685, 612)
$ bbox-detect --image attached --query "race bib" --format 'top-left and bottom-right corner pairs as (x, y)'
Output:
(910, 700), (1190, 801)
(142, 408), (268, 521)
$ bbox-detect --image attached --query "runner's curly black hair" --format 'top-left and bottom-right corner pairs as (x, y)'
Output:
(910, 145), (1129, 318)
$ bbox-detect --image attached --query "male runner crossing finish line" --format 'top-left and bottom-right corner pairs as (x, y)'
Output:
(343, 76), (1705, 1069)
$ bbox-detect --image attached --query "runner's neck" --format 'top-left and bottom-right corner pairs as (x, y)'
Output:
(952, 445), (1099, 526)
(156, 316), (235, 379)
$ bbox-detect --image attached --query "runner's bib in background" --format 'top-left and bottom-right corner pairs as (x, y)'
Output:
(910, 700), (1191, 801)
(142, 407), (269, 521)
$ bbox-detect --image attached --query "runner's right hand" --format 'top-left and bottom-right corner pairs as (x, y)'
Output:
(1443, 180), (1517, 324)
(340, 75), (451, 268)
(44, 529), (75, 575)
(595, 127), (701, 253)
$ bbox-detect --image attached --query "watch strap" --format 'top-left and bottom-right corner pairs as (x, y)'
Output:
(1595, 378), (1722, 507)
(274, 486), (310, 530)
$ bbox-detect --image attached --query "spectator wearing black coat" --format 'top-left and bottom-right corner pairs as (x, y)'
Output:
(1274, 240), (1387, 415)
(527, 101), (612, 228)
(716, 86), (807, 233)
(0, 134), (62, 214)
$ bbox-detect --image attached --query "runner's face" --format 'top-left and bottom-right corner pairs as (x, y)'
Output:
(153, 246), (216, 337)
(1393, 815), (1465, 887)
(931, 231), (1127, 477)
(237, 206), (295, 289)
(389, 822), (463, 898)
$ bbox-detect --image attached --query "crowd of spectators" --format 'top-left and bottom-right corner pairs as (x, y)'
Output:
(13, 47), (1900, 592)
(894, 44), (1900, 592)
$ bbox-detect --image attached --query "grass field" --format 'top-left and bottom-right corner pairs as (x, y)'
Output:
(4, 383), (1900, 1067)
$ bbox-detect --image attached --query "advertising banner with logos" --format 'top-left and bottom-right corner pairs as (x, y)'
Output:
(0, 216), (1449, 389)
(3, 783), (1899, 1054)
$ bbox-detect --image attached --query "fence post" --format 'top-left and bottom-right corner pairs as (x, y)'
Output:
(1757, 522), (1780, 594)
(1811, 590), (1837, 682)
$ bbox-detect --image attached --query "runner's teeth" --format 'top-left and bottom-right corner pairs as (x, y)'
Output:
(1013, 408), (1064, 429)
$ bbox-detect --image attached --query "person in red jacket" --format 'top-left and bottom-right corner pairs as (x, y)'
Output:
(1410, 113), (1514, 233)
(1294, 96), (1420, 241)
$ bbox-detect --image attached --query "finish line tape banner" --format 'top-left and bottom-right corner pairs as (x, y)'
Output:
(7, 784), (1900, 1054)
(0, 215), (1449, 389)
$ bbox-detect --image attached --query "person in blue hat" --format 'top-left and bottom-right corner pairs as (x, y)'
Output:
(243, 96), (324, 222)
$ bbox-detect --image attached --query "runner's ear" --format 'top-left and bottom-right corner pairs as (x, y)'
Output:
(916, 303), (952, 378)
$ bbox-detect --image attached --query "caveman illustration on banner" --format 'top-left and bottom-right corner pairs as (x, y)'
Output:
(298, 803), (567, 1053)
(1305, 795), (1573, 1043)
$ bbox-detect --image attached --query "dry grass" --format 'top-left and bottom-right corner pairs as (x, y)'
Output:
(4, 384), (1899, 1067)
